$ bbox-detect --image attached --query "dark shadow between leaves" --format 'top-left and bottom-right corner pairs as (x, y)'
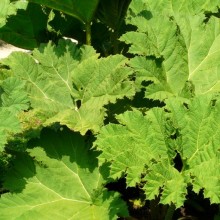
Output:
(3, 152), (36, 193)
(28, 127), (99, 172)
(104, 89), (165, 124)
(138, 10), (153, 20)
(35, 39), (81, 60)
(1, 127), (100, 195)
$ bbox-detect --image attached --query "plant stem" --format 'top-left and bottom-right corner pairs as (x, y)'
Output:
(113, 29), (119, 54)
(85, 22), (92, 45)
(165, 204), (175, 220)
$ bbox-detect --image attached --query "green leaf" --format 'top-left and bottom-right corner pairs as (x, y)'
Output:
(144, 160), (186, 208)
(121, 13), (188, 100)
(2, 40), (134, 134)
(96, 0), (132, 30)
(165, 95), (220, 204)
(2, 51), (74, 111)
(95, 109), (174, 186)
(121, 0), (220, 101)
(0, 3), (49, 49)
(0, 128), (128, 219)
(45, 106), (105, 135)
(96, 94), (220, 207)
(129, 57), (175, 100)
(0, 108), (21, 151)
(71, 54), (134, 107)
(128, 0), (220, 17)
(43, 50), (134, 134)
(1, 77), (29, 113)
(28, 0), (100, 24)
(187, 159), (220, 203)
(0, 0), (27, 28)
(32, 41), (80, 97)
(44, 55), (135, 134)
(166, 95), (220, 166)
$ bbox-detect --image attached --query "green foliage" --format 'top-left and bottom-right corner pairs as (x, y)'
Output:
(29, 0), (99, 24)
(0, 0), (27, 28)
(0, 0), (133, 51)
(0, 1), (51, 49)
(1, 0), (220, 219)
(0, 128), (128, 219)
(1, 40), (134, 135)
(95, 95), (220, 207)
(122, 0), (220, 99)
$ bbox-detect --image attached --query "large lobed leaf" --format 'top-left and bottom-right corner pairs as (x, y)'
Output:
(0, 128), (128, 219)
(95, 108), (175, 186)
(95, 95), (220, 207)
(121, 0), (220, 101)
(1, 40), (135, 134)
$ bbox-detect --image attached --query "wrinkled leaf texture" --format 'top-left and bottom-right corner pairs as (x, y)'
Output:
(95, 0), (220, 208)
(96, 95), (220, 207)
(0, 128), (128, 219)
(1, 0), (220, 215)
(121, 0), (220, 100)
(1, 39), (134, 135)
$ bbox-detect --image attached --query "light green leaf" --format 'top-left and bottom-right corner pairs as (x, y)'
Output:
(2, 40), (134, 134)
(187, 159), (220, 204)
(128, 0), (220, 18)
(1, 77), (29, 113)
(72, 55), (134, 107)
(186, 17), (220, 94)
(96, 94), (220, 207)
(166, 95), (220, 166)
(121, 12), (188, 100)
(129, 57), (174, 100)
(95, 109), (173, 186)
(2, 51), (73, 111)
(0, 108), (21, 151)
(33, 41), (80, 97)
(144, 160), (186, 208)
(0, 128), (128, 219)
(122, 0), (220, 100)
(165, 95), (220, 204)
(45, 53), (135, 134)
(45, 105), (105, 135)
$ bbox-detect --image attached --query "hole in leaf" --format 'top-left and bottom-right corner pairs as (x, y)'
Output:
(183, 102), (189, 109)
(211, 99), (217, 107)
(173, 151), (183, 172)
(76, 100), (81, 108)
(204, 8), (220, 23)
